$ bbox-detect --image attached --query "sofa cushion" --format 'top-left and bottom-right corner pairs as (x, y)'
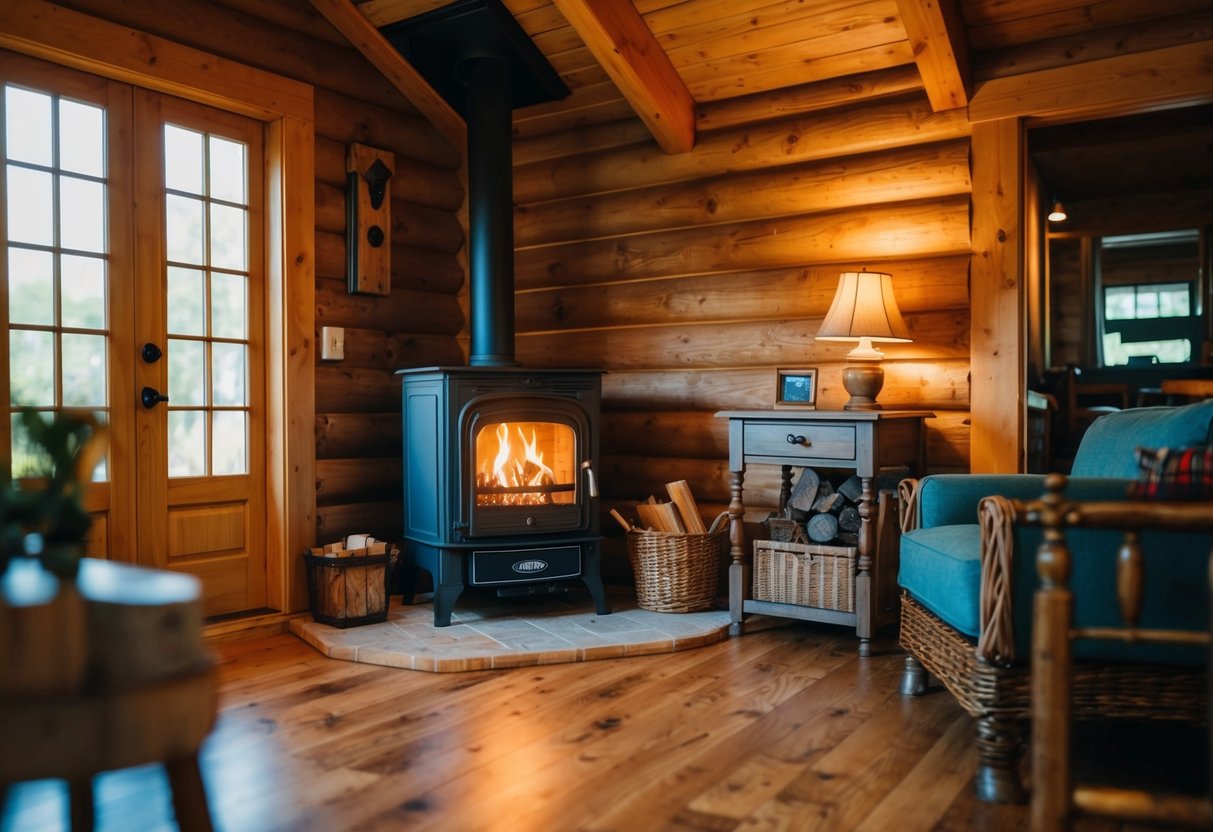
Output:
(1073, 399), (1213, 478)
(1127, 446), (1213, 500)
(898, 524), (983, 638)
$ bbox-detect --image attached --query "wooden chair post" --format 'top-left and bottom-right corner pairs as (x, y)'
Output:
(1030, 474), (1074, 832)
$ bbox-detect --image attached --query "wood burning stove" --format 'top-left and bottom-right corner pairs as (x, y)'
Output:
(399, 367), (608, 626)
(385, 1), (605, 626)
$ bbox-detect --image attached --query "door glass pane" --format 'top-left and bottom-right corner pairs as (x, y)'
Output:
(5, 86), (51, 166)
(167, 266), (206, 336)
(61, 333), (106, 407)
(211, 272), (245, 339)
(212, 410), (246, 475)
(59, 100), (104, 177)
(8, 247), (54, 325)
(10, 413), (48, 478)
(165, 194), (204, 264)
(164, 125), (204, 195)
(209, 136), (245, 203)
(4, 81), (111, 480)
(168, 410), (205, 477)
(60, 176), (105, 253)
(9, 330), (55, 407)
(168, 339), (206, 406)
(61, 254), (106, 329)
(209, 204), (246, 271)
(212, 343), (245, 406)
(6, 166), (53, 246)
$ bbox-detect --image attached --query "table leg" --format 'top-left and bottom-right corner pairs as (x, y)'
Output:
(727, 468), (747, 637)
(855, 475), (874, 657)
(779, 464), (793, 511)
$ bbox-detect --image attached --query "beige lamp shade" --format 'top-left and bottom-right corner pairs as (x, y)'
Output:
(815, 271), (911, 360)
(816, 271), (911, 410)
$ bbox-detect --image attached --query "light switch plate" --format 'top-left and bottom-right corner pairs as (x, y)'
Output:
(320, 326), (344, 361)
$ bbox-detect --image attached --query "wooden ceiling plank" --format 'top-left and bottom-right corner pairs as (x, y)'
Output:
(969, 40), (1213, 124)
(551, 0), (696, 154)
(309, 0), (466, 150)
(895, 0), (970, 111)
(354, 0), (451, 27)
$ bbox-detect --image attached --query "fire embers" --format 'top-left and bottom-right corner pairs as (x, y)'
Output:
(476, 422), (558, 506)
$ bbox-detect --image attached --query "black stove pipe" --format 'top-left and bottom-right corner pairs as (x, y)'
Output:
(463, 51), (517, 367)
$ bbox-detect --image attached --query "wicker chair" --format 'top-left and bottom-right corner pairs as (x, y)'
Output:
(897, 400), (1213, 802)
(1024, 475), (1212, 831)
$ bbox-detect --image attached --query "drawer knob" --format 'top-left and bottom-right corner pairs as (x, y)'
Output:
(786, 433), (809, 446)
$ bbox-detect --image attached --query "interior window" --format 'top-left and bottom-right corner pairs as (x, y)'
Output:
(1099, 231), (1201, 367)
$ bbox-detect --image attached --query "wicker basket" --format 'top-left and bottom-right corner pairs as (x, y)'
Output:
(752, 539), (856, 612)
(627, 521), (727, 613)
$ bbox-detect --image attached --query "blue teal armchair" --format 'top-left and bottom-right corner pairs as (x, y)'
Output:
(896, 400), (1213, 802)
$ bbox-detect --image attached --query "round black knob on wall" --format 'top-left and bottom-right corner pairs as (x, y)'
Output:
(366, 225), (385, 247)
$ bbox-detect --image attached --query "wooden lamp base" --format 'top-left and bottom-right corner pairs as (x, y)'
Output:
(842, 364), (884, 410)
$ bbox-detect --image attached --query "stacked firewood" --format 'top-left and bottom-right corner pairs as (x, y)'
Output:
(307, 534), (398, 622)
(770, 468), (906, 546)
(611, 480), (725, 535)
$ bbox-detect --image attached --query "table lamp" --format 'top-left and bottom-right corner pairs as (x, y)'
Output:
(815, 271), (911, 410)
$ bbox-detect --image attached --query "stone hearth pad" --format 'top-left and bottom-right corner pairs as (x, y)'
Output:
(290, 589), (733, 672)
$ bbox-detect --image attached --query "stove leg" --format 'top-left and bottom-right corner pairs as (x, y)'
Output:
(431, 549), (464, 628)
(581, 545), (610, 615)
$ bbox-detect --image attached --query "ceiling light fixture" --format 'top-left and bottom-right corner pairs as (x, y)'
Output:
(1047, 199), (1067, 222)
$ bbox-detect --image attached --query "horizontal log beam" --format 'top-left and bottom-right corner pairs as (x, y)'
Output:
(517, 310), (970, 370)
(600, 362), (971, 411)
(315, 278), (464, 335)
(314, 231), (464, 295)
(318, 327), (463, 370)
(315, 182), (464, 254)
(515, 140), (971, 247)
(315, 136), (464, 211)
(315, 366), (399, 413)
(315, 412), (402, 459)
(316, 499), (401, 542)
(968, 41), (1213, 125)
(315, 87), (460, 170)
(516, 197), (971, 289)
(514, 96), (970, 203)
(316, 457), (401, 506)
(517, 256), (970, 332)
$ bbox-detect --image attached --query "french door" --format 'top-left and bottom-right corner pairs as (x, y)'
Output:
(1, 51), (267, 616)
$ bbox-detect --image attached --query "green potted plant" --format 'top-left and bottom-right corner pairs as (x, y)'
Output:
(4, 409), (107, 579)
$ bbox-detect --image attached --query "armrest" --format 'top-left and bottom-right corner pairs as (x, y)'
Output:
(975, 477), (1161, 665)
(904, 474), (1047, 530)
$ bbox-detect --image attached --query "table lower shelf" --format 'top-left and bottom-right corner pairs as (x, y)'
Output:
(743, 598), (857, 627)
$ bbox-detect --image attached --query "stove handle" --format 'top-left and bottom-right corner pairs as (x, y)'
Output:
(581, 460), (598, 498)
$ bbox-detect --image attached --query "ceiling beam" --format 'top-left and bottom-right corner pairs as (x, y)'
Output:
(309, 0), (466, 150)
(353, 0), (449, 27)
(969, 41), (1213, 125)
(551, 0), (695, 154)
(895, 0), (970, 111)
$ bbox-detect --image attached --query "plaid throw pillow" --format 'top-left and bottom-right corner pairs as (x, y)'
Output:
(1127, 446), (1213, 500)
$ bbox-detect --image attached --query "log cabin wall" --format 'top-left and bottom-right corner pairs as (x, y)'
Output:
(510, 76), (976, 547)
(54, 0), (467, 546)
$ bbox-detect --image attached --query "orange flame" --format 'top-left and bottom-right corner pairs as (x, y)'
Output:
(478, 422), (556, 505)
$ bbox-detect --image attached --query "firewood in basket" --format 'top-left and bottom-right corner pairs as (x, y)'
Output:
(787, 468), (819, 512)
(838, 505), (861, 533)
(837, 475), (864, 503)
(807, 513), (839, 543)
(666, 480), (707, 534)
(812, 492), (846, 514)
(836, 531), (860, 547)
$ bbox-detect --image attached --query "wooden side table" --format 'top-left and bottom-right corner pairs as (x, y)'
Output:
(715, 410), (933, 655)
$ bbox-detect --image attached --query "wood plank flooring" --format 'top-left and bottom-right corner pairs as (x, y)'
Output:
(0, 623), (1197, 830)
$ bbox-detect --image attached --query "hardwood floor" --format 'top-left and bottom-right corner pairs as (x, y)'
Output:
(0, 622), (1198, 830)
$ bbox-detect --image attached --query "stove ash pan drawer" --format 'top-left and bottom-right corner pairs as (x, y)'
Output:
(470, 545), (582, 586)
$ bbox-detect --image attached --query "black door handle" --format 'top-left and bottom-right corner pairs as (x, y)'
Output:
(141, 342), (162, 363)
(141, 386), (169, 409)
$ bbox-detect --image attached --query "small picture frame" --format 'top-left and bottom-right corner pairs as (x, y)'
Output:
(774, 368), (817, 409)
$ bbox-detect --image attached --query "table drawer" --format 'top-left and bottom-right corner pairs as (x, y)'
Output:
(743, 422), (856, 461)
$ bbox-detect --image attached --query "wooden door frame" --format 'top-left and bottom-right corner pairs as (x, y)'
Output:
(0, 0), (317, 612)
(967, 46), (1213, 473)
